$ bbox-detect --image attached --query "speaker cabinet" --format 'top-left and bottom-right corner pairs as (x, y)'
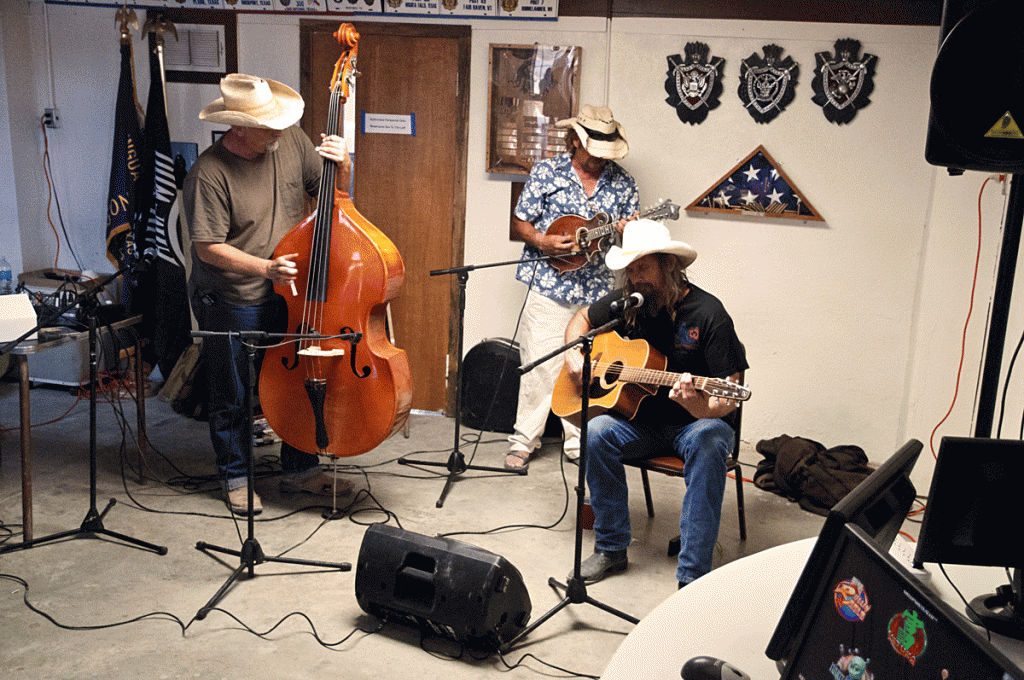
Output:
(354, 524), (531, 649)
(925, 1), (1024, 172)
(459, 338), (520, 433)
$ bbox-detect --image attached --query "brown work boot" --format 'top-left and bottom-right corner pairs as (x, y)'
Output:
(225, 486), (262, 516)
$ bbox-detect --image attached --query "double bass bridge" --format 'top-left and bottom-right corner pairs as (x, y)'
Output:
(298, 345), (345, 358)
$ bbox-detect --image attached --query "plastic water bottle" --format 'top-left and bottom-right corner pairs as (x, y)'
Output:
(0, 257), (11, 295)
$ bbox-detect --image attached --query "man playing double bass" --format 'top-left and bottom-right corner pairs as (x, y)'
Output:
(184, 73), (353, 515)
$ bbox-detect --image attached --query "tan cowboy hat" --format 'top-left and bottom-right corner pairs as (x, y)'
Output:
(199, 73), (304, 130)
(556, 104), (629, 160)
(605, 219), (697, 271)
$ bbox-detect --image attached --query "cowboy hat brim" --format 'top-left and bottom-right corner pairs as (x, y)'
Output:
(556, 119), (629, 160)
(605, 242), (697, 271)
(199, 78), (304, 130)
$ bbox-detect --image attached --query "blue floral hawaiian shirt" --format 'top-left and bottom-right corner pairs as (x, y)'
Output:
(514, 153), (639, 306)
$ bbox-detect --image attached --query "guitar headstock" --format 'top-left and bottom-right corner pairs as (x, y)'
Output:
(641, 199), (681, 222)
(705, 378), (751, 404)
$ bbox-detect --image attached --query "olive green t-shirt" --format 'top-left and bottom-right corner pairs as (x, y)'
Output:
(185, 125), (321, 305)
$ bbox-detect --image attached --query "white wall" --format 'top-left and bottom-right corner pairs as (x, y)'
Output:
(4, 2), (1022, 489)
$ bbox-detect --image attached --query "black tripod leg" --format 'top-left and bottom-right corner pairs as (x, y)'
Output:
(93, 528), (168, 555)
(500, 595), (572, 652)
(0, 528), (82, 554)
(195, 561), (250, 620)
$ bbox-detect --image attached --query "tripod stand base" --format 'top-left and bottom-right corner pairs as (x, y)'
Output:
(498, 575), (638, 652)
(0, 498), (168, 555)
(194, 538), (351, 619)
(398, 451), (526, 509)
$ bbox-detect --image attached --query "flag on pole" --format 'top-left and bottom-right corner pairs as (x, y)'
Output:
(133, 30), (192, 380)
(105, 39), (142, 273)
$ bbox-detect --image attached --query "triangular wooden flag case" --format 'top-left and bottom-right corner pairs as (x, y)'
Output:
(687, 145), (823, 222)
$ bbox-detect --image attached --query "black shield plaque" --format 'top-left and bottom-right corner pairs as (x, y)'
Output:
(665, 42), (725, 125)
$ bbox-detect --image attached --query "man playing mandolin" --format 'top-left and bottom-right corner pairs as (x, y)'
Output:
(507, 105), (639, 471)
(184, 73), (353, 515)
(562, 219), (748, 587)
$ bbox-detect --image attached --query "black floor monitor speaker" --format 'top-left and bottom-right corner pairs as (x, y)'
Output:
(925, 1), (1024, 173)
(459, 337), (520, 433)
(354, 524), (531, 649)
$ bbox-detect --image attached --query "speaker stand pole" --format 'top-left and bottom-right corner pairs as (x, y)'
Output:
(193, 331), (350, 620)
(500, 320), (638, 653)
(0, 269), (167, 556)
(399, 256), (555, 508)
(975, 173), (1024, 438)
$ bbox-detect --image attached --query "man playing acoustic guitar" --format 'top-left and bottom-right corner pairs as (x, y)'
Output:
(561, 219), (748, 587)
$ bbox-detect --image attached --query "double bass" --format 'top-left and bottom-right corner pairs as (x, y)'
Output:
(259, 24), (412, 458)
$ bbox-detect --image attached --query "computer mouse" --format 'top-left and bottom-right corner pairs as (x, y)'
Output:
(681, 656), (752, 680)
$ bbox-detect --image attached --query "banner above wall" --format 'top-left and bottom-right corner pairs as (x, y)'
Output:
(43, 0), (559, 19)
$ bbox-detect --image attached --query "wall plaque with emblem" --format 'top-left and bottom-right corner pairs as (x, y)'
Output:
(664, 42), (725, 126)
(811, 39), (877, 125)
(738, 44), (799, 124)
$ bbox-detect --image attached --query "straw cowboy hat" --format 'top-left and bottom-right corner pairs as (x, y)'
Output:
(605, 218), (697, 271)
(556, 104), (629, 160)
(199, 73), (304, 130)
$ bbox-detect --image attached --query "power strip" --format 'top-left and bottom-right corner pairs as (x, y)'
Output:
(889, 534), (932, 584)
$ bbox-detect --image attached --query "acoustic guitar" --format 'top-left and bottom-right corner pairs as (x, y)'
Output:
(548, 199), (680, 275)
(551, 331), (750, 425)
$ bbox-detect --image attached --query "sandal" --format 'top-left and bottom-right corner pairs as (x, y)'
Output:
(505, 449), (531, 472)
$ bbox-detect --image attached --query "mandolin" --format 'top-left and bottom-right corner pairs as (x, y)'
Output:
(547, 199), (680, 275)
(551, 331), (750, 425)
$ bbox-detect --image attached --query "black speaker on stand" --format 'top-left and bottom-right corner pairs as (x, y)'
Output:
(924, 0), (1024, 439)
(925, 1), (1024, 173)
(354, 523), (532, 651)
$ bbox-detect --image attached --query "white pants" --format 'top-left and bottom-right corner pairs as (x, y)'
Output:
(508, 289), (582, 458)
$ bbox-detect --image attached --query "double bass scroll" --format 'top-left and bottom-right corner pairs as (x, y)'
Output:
(259, 24), (413, 458)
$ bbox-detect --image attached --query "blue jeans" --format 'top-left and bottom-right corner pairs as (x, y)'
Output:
(585, 414), (733, 584)
(191, 290), (318, 487)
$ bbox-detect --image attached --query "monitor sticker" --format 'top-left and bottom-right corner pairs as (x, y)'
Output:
(834, 577), (870, 622)
(888, 609), (928, 665)
(831, 645), (874, 680)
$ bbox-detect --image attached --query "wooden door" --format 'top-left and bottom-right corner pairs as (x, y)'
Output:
(300, 22), (469, 414)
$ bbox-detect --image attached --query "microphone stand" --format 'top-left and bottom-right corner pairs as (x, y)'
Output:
(0, 266), (167, 555)
(499, 317), (638, 652)
(398, 255), (558, 509)
(192, 328), (359, 620)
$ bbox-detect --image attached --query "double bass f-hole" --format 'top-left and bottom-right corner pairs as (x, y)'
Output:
(341, 326), (371, 378)
(281, 323), (312, 371)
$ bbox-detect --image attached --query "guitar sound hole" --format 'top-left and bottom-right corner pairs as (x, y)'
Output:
(604, 362), (623, 382)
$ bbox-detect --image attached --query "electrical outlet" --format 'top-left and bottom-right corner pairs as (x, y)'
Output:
(43, 108), (61, 129)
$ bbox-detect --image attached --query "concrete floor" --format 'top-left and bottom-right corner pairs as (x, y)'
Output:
(0, 376), (825, 679)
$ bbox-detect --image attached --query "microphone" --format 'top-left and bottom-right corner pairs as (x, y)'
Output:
(610, 292), (643, 313)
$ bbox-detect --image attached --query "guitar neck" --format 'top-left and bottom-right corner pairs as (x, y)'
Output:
(610, 364), (731, 395)
(583, 205), (669, 240)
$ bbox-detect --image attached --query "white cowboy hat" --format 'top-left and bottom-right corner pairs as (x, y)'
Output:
(199, 73), (304, 130)
(555, 104), (629, 160)
(605, 218), (697, 271)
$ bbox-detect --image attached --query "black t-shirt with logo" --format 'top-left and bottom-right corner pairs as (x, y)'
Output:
(587, 284), (748, 427)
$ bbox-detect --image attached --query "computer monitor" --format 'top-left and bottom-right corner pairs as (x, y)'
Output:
(914, 436), (1024, 640)
(779, 523), (1023, 680)
(766, 438), (924, 666)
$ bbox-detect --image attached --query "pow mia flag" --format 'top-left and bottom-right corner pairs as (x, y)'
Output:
(665, 42), (725, 125)
(812, 39), (877, 125)
(738, 44), (798, 124)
